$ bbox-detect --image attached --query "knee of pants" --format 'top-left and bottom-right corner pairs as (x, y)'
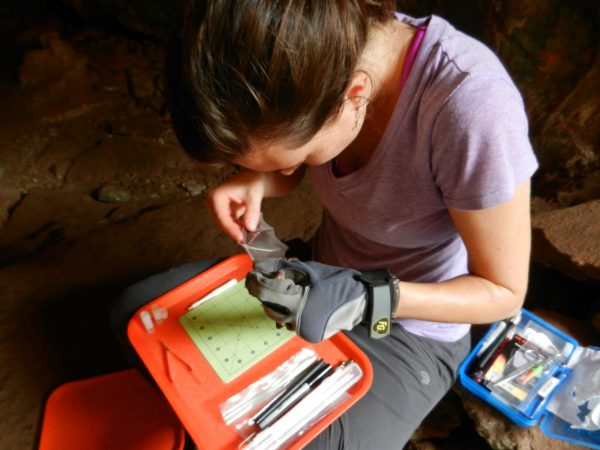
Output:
(109, 260), (220, 371)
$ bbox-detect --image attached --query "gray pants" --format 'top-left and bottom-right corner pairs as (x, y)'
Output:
(111, 261), (470, 450)
(307, 324), (470, 450)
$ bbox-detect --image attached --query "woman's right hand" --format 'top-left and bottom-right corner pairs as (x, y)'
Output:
(205, 170), (267, 242)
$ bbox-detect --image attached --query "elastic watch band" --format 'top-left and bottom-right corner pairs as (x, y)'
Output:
(356, 269), (399, 339)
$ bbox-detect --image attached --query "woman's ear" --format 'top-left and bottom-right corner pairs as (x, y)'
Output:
(345, 70), (372, 108)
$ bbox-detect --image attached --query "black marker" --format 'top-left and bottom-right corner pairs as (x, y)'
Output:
(252, 359), (325, 425)
(470, 322), (517, 383)
(256, 363), (333, 429)
(475, 319), (510, 358)
(470, 313), (522, 381)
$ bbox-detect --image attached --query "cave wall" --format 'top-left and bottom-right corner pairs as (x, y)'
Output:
(57, 0), (600, 288)
(65, 0), (600, 206)
(1, 0), (598, 269)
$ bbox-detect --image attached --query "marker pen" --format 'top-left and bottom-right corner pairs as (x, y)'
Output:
(471, 322), (517, 383)
(256, 363), (333, 429)
(252, 359), (325, 425)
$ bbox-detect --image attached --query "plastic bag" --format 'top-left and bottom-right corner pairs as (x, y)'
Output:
(219, 348), (318, 435)
(241, 360), (363, 449)
(546, 346), (600, 431)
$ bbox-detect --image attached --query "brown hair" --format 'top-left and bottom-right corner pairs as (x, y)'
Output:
(166, 0), (395, 165)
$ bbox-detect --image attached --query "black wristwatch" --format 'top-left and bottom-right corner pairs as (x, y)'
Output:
(356, 269), (400, 339)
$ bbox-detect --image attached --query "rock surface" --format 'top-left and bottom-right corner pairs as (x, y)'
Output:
(532, 200), (600, 283)
(65, 0), (600, 206)
(0, 30), (322, 450)
(459, 393), (583, 450)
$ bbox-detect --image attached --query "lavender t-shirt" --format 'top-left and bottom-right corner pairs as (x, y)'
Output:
(308, 14), (538, 342)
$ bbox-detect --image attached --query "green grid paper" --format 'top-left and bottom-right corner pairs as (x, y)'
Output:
(179, 280), (295, 383)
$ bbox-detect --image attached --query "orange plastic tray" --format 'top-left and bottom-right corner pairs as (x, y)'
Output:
(128, 254), (373, 450)
(39, 369), (185, 450)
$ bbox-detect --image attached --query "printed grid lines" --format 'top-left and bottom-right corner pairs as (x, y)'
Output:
(180, 281), (294, 382)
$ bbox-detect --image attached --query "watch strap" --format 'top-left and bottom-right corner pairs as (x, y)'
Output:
(356, 269), (395, 339)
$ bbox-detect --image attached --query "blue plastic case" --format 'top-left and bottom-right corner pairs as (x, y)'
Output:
(459, 309), (600, 449)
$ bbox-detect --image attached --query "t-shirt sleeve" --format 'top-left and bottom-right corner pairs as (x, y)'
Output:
(430, 76), (538, 210)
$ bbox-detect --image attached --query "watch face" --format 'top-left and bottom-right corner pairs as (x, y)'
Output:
(372, 317), (390, 336)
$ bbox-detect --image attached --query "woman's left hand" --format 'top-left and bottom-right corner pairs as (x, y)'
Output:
(246, 259), (370, 343)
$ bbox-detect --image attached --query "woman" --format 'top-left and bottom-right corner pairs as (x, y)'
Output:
(158, 1), (537, 447)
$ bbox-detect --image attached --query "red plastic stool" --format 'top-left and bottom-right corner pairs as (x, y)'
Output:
(38, 369), (185, 450)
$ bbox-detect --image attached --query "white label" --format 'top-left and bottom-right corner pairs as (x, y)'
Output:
(538, 376), (560, 398)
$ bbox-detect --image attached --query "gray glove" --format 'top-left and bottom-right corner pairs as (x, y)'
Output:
(246, 258), (398, 343)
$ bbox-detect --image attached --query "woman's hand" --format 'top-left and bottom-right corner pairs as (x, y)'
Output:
(246, 259), (369, 343)
(205, 170), (267, 242)
(206, 167), (306, 242)
(247, 259), (398, 343)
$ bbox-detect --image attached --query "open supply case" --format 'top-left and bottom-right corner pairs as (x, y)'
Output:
(126, 254), (373, 450)
(459, 308), (600, 448)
